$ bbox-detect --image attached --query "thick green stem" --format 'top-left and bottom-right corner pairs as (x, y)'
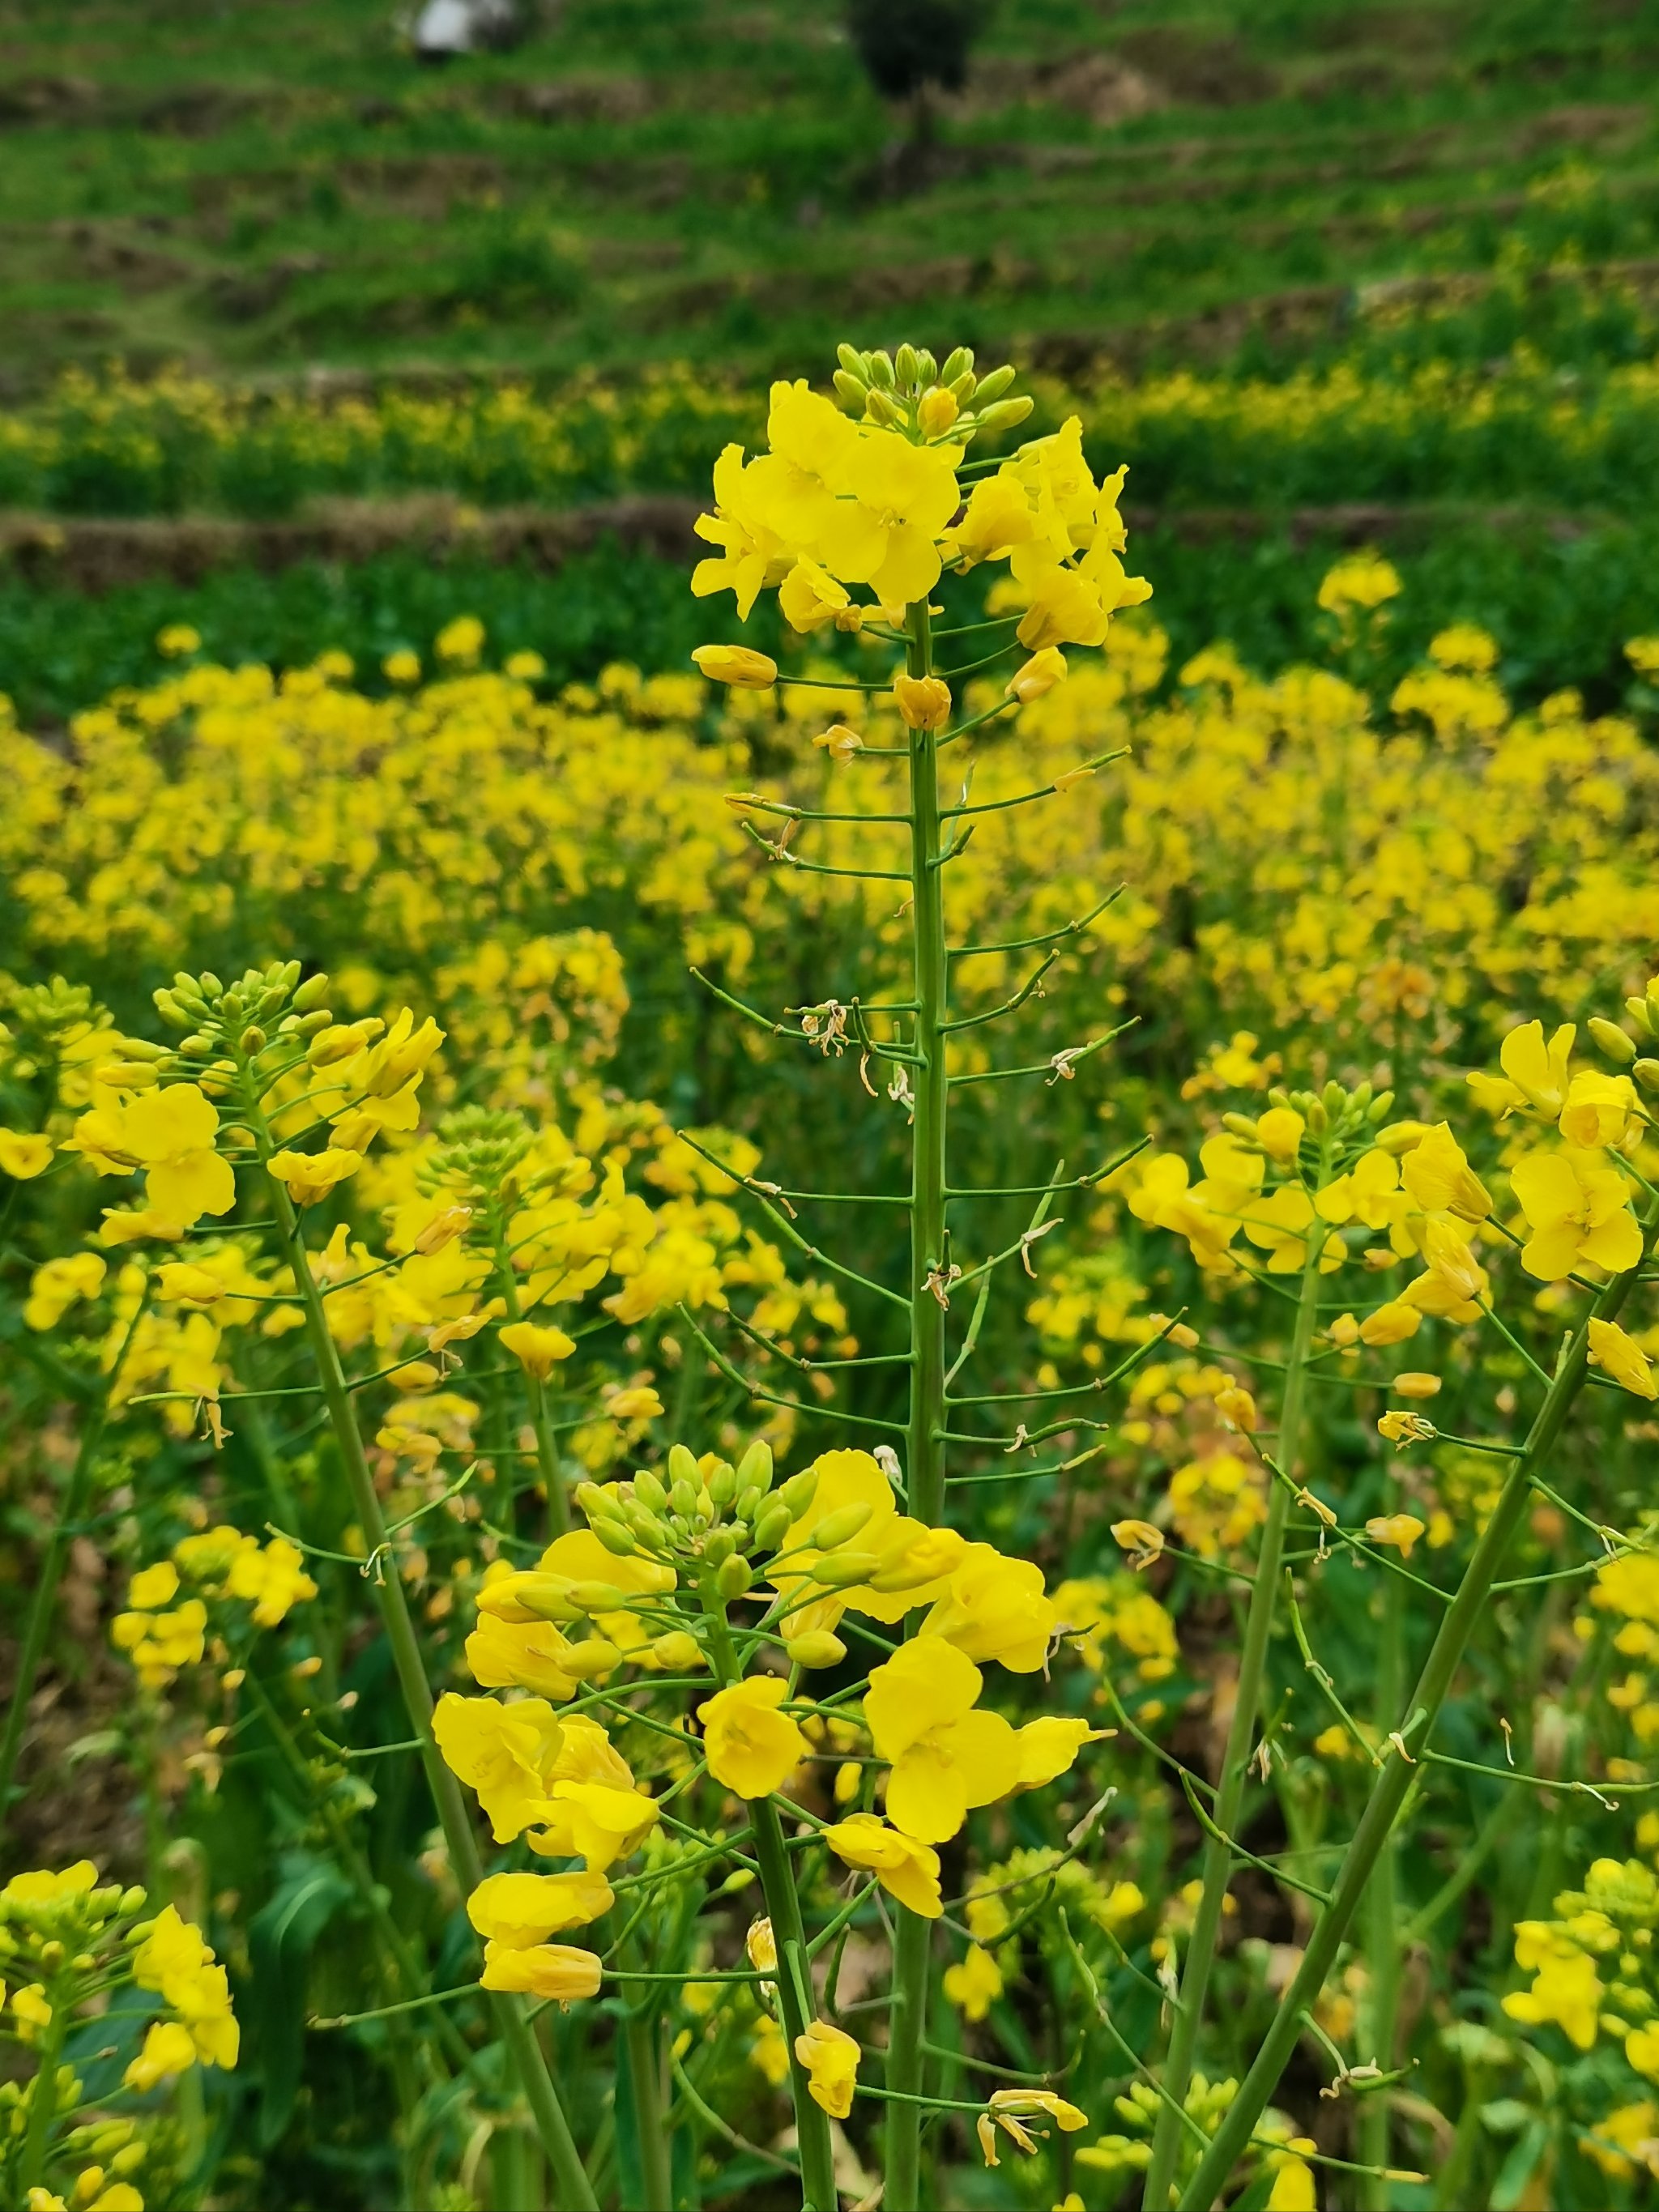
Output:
(250, 1098), (597, 2212)
(0, 1290), (149, 1838)
(1175, 1232), (1652, 2211)
(623, 2006), (675, 2212)
(1360, 1509), (1405, 2210)
(699, 1590), (837, 2212)
(1141, 1228), (1324, 2207)
(886, 595), (949, 2212)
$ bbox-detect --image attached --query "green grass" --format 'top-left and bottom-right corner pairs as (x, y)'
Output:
(2, 0), (1658, 390)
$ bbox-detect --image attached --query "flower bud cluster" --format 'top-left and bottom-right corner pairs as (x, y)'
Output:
(831, 343), (1034, 445)
(576, 1439), (816, 1600)
(152, 961), (333, 1079)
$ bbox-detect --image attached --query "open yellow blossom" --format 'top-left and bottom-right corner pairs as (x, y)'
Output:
(1503, 1925), (1603, 2048)
(0, 1130), (53, 1178)
(1265, 2143), (1319, 2211)
(821, 1813), (943, 1917)
(267, 1146), (364, 1203)
(1589, 1317), (1658, 1399)
(23, 1251), (107, 1332)
(527, 1778), (659, 1872)
(864, 1638), (1021, 1843)
(1015, 1715), (1102, 1788)
(945, 1942), (1004, 2021)
(1560, 1069), (1639, 1150)
(433, 1691), (565, 1841)
(1511, 1149), (1643, 1281)
(125, 2016), (200, 2092)
(794, 2017), (861, 2116)
(76, 1084), (235, 1225)
(499, 1319), (577, 1379)
(467, 1869), (614, 1946)
(922, 1543), (1056, 1672)
(1400, 1122), (1491, 1221)
(697, 1676), (807, 1799)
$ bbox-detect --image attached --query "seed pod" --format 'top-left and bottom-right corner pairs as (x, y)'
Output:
(811, 1501), (874, 1550)
(715, 1555), (753, 1600)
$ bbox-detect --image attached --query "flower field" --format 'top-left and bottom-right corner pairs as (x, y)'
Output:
(10, 2), (1659, 2206)
(4, 318), (1659, 2212)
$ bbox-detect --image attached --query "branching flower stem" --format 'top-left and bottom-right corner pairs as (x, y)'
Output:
(1171, 1202), (1659, 2212)
(1141, 1170), (1328, 2208)
(885, 593), (951, 2212)
(245, 1084), (598, 2212)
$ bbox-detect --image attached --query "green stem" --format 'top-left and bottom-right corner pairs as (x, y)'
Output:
(489, 1198), (569, 1536)
(1173, 1223), (1654, 2212)
(887, 594), (949, 2212)
(698, 1588), (837, 2212)
(622, 2001), (675, 2212)
(1141, 1222), (1324, 2208)
(249, 1093), (597, 2212)
(1360, 1500), (1405, 2211)
(17, 1990), (69, 2193)
(0, 1289), (149, 1838)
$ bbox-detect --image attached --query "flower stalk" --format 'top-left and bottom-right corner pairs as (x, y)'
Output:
(247, 1086), (599, 2212)
(1141, 1199), (1326, 2208)
(1172, 1207), (1658, 2211)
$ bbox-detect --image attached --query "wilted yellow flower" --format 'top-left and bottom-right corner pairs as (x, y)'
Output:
(1589, 1317), (1658, 1400)
(691, 644), (777, 689)
(821, 1813), (942, 1917)
(480, 1941), (601, 2002)
(500, 1319), (577, 1379)
(1366, 1513), (1426, 1558)
(467, 1869), (613, 1946)
(794, 2017), (861, 2116)
(893, 671), (952, 731)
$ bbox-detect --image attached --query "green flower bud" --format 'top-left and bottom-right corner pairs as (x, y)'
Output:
(667, 1443), (699, 1487)
(776, 1471), (819, 1519)
(563, 1637), (621, 1679)
(753, 1503), (792, 1554)
(1367, 1089), (1395, 1122)
(1626, 995), (1656, 1036)
(119, 1887), (147, 1917)
(864, 388), (903, 428)
(733, 1485), (765, 1526)
(1635, 1058), (1659, 1097)
(704, 1528), (736, 1568)
(652, 1629), (702, 1671)
(833, 369), (868, 411)
(836, 342), (866, 377)
(784, 1630), (846, 1669)
(669, 1477), (701, 1519)
(715, 1555), (753, 1600)
(292, 972), (331, 1012)
(940, 345), (974, 386)
(914, 347), (938, 386)
(811, 1501), (874, 1550)
(707, 1460), (737, 1507)
(735, 1438), (774, 1495)
(810, 1549), (880, 1587)
(566, 1579), (629, 1614)
(1590, 1016), (1638, 1064)
(866, 350), (895, 390)
(975, 394), (1035, 436)
(974, 364), (1016, 404)
(240, 1025), (267, 1055)
(593, 1518), (638, 1558)
(894, 342), (919, 387)
(633, 1468), (667, 1513)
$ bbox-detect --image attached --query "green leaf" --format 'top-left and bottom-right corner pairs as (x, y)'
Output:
(246, 1851), (358, 2150)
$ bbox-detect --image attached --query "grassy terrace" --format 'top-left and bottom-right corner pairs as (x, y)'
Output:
(1, 0), (1657, 386)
